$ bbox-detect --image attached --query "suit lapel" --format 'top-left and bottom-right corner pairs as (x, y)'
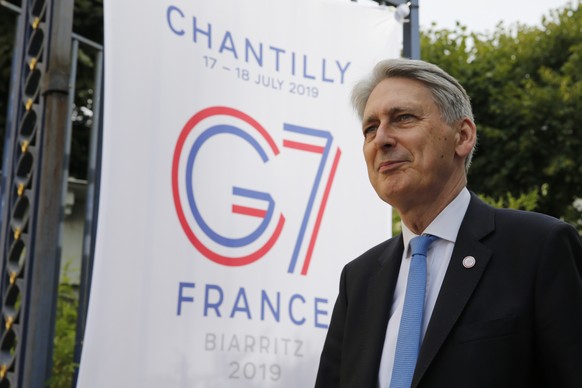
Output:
(412, 195), (495, 387)
(358, 236), (404, 384)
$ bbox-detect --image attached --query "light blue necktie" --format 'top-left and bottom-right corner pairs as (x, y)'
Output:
(390, 235), (438, 388)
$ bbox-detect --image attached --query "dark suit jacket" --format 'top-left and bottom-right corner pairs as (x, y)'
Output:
(315, 194), (582, 387)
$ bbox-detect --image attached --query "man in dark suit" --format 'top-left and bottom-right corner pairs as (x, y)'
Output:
(315, 58), (582, 387)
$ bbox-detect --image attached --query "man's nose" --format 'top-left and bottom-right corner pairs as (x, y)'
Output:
(373, 124), (396, 148)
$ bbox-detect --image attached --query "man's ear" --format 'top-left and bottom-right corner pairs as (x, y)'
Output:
(455, 118), (477, 158)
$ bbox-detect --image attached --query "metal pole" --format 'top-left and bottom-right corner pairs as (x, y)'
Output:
(403, 0), (420, 59)
(22, 0), (75, 385)
(73, 47), (104, 386)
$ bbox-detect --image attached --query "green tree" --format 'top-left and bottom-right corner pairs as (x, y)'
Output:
(421, 2), (582, 230)
(47, 265), (79, 388)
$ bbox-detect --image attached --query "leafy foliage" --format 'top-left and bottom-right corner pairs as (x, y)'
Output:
(48, 265), (79, 388)
(421, 2), (582, 230)
(479, 186), (545, 212)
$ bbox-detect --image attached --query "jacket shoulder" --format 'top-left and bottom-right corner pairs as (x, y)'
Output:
(493, 206), (576, 235)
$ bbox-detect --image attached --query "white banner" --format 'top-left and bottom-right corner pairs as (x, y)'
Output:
(78, 1), (401, 387)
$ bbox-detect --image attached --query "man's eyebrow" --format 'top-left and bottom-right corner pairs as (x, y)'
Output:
(362, 115), (376, 126)
(362, 106), (411, 126)
(361, 114), (381, 130)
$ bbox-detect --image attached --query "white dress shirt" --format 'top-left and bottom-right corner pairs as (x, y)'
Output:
(377, 188), (471, 388)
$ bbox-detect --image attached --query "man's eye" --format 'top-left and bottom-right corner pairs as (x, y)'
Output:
(396, 114), (415, 122)
(363, 126), (377, 137)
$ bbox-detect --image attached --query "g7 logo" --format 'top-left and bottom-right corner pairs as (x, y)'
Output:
(172, 107), (341, 275)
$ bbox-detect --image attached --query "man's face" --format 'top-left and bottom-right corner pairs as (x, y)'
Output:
(361, 77), (467, 211)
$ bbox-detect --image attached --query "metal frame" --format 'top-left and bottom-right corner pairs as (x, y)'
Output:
(70, 36), (104, 387)
(0, 1), (104, 386)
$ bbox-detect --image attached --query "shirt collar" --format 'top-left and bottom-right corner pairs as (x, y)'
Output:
(401, 187), (471, 257)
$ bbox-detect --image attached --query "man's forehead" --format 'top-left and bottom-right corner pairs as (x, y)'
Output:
(363, 78), (434, 116)
(363, 98), (429, 119)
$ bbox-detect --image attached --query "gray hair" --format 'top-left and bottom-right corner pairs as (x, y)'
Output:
(351, 58), (476, 171)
